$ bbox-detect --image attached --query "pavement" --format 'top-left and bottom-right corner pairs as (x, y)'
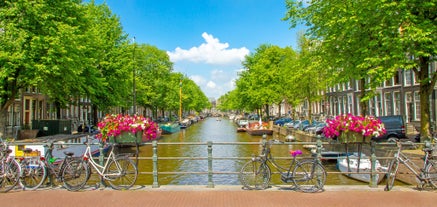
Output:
(1, 185), (436, 207)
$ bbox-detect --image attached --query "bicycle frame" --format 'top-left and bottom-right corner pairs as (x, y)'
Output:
(258, 140), (304, 177)
(392, 141), (435, 184)
(82, 140), (122, 179)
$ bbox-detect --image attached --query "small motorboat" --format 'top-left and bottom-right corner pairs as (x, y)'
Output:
(337, 153), (386, 183)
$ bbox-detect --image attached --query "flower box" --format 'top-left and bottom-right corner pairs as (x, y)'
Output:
(323, 114), (386, 143)
(109, 131), (143, 144)
(96, 114), (159, 143)
(338, 131), (372, 144)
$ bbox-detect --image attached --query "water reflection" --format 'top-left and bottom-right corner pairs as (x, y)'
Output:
(134, 117), (365, 186)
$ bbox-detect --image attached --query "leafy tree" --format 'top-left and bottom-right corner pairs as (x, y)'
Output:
(0, 0), (90, 136)
(82, 1), (130, 123)
(240, 44), (293, 119)
(284, 0), (437, 140)
(134, 44), (173, 118)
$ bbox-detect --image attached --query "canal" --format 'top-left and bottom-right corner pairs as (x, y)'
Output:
(132, 117), (368, 186)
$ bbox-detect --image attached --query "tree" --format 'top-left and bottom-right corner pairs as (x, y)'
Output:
(0, 0), (90, 136)
(284, 0), (437, 140)
(240, 44), (293, 119)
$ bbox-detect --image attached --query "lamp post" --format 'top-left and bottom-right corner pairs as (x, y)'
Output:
(132, 37), (136, 115)
(179, 79), (182, 122)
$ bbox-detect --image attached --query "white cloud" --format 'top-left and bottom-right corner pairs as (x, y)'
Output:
(206, 81), (217, 89)
(168, 32), (250, 65)
(190, 75), (207, 85)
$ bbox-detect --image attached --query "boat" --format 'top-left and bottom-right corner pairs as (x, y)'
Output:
(159, 123), (181, 134)
(245, 118), (273, 136)
(179, 118), (191, 129)
(246, 128), (273, 136)
(337, 153), (386, 183)
(236, 127), (247, 132)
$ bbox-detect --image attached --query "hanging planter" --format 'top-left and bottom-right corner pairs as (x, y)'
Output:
(109, 131), (143, 144)
(338, 131), (372, 144)
(323, 114), (386, 143)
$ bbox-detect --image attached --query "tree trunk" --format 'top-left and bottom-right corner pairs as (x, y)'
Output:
(0, 109), (7, 138)
(359, 78), (368, 116)
(417, 56), (432, 142)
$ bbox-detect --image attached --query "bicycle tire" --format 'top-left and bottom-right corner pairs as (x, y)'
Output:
(20, 159), (47, 190)
(61, 159), (89, 191)
(424, 161), (437, 189)
(384, 159), (399, 191)
(239, 159), (271, 190)
(106, 157), (138, 190)
(0, 159), (21, 193)
(292, 161), (326, 193)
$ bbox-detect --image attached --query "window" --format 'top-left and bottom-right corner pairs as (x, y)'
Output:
(394, 72), (400, 85)
(414, 91), (421, 120)
(404, 70), (412, 86)
(385, 92), (393, 115)
(394, 91), (400, 115)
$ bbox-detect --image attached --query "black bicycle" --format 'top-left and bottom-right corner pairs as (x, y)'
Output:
(19, 141), (89, 191)
(239, 139), (326, 193)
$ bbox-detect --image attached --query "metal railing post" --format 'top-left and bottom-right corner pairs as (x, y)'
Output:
(370, 141), (377, 188)
(152, 140), (159, 188)
(316, 135), (322, 164)
(207, 141), (214, 188)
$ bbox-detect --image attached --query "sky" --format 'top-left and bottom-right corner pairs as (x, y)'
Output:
(94, 0), (303, 99)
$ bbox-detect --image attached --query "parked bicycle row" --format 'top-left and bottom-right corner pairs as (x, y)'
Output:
(0, 136), (138, 193)
(1, 136), (436, 193)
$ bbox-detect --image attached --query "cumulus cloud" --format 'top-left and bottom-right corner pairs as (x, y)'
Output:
(168, 32), (250, 65)
(206, 81), (217, 89)
(190, 75), (207, 85)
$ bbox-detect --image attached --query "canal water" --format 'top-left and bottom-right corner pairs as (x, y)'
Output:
(133, 117), (367, 186)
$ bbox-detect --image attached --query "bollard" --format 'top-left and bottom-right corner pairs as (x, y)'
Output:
(152, 140), (159, 188)
(369, 141), (377, 188)
(207, 141), (214, 188)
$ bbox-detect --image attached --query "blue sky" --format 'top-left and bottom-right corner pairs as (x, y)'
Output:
(94, 0), (303, 99)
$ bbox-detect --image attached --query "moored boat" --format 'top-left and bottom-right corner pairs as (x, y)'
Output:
(337, 153), (386, 183)
(159, 123), (181, 134)
(246, 128), (273, 136)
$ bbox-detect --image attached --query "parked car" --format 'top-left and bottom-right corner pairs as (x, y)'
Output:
(372, 115), (407, 142)
(274, 117), (292, 126)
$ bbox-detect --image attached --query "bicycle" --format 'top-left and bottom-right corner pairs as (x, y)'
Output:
(70, 136), (138, 190)
(18, 147), (47, 190)
(20, 141), (90, 191)
(239, 139), (326, 193)
(0, 138), (21, 193)
(384, 138), (437, 191)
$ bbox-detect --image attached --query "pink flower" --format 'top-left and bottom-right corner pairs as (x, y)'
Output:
(323, 114), (386, 139)
(97, 114), (159, 142)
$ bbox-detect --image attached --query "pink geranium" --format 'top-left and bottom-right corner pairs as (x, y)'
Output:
(323, 114), (386, 139)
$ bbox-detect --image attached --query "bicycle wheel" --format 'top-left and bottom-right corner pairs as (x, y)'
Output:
(424, 161), (437, 189)
(106, 157), (138, 190)
(292, 161), (326, 193)
(0, 159), (21, 193)
(384, 159), (399, 191)
(239, 159), (271, 190)
(20, 159), (47, 190)
(61, 159), (89, 191)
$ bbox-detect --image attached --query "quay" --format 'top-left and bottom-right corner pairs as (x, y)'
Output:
(1, 185), (436, 207)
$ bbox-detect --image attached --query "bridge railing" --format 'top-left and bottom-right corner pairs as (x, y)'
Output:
(10, 136), (417, 188)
